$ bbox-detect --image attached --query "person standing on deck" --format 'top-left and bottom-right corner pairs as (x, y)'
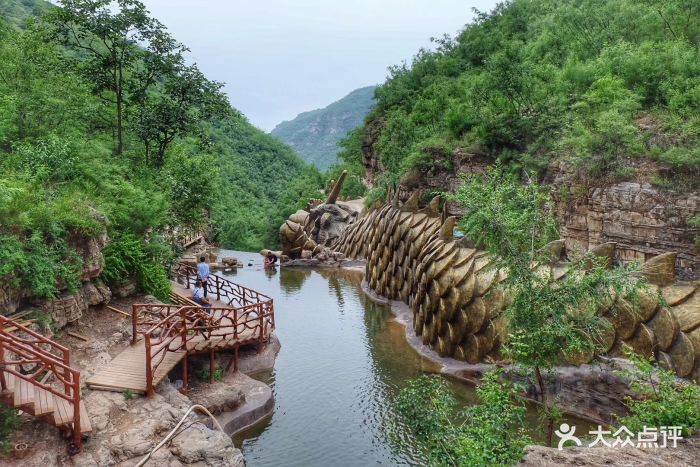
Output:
(197, 256), (210, 297)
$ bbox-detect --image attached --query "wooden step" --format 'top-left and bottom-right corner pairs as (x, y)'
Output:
(50, 396), (91, 434)
(78, 401), (91, 434)
(52, 395), (74, 426)
(14, 377), (34, 408)
(33, 386), (54, 416)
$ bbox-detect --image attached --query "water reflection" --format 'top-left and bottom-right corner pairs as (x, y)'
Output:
(223, 251), (590, 466)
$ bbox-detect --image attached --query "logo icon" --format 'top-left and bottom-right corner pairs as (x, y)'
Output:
(555, 423), (582, 450)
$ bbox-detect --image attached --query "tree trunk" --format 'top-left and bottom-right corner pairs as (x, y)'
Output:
(116, 63), (124, 155)
(534, 366), (554, 447)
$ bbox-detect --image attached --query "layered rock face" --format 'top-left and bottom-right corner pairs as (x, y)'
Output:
(361, 144), (699, 278)
(0, 230), (111, 328)
(328, 193), (700, 383)
(554, 179), (699, 278)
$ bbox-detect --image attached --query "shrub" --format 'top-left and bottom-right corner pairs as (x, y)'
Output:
(394, 372), (530, 466)
(102, 233), (172, 301)
(618, 351), (700, 437)
(0, 406), (20, 454)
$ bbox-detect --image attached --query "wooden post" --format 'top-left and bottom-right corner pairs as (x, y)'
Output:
(181, 308), (189, 394)
(62, 348), (71, 396)
(72, 372), (81, 448)
(145, 335), (154, 398)
(0, 337), (6, 392)
(257, 305), (265, 354)
(216, 275), (221, 302)
(131, 305), (138, 345)
(182, 356), (189, 395)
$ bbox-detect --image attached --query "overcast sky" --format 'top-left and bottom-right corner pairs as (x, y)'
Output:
(137, 1), (498, 131)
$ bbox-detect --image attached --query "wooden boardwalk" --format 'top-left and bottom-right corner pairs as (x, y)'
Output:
(86, 280), (269, 394)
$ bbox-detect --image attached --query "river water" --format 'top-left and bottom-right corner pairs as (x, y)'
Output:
(219, 250), (582, 466)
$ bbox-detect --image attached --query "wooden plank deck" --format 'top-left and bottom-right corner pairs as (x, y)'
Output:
(86, 343), (186, 394)
(87, 286), (259, 393)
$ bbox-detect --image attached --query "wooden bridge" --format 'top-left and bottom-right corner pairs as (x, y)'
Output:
(0, 263), (274, 452)
(87, 264), (275, 396)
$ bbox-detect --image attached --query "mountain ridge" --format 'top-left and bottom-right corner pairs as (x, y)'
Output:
(271, 85), (376, 171)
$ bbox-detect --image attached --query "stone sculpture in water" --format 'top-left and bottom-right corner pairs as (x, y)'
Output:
(280, 190), (700, 382)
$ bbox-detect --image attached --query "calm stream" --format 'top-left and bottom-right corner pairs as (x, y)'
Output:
(220, 250), (584, 466)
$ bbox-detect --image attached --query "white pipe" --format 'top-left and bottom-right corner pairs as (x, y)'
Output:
(134, 404), (225, 467)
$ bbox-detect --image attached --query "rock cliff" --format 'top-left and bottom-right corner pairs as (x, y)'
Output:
(0, 230), (112, 328)
(360, 141), (699, 279)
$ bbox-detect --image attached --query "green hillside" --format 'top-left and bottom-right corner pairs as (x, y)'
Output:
(337, 0), (700, 200)
(271, 86), (376, 171)
(0, 0), (320, 301)
(0, 0), (52, 28)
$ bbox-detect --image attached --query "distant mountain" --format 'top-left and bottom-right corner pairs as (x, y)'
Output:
(271, 86), (376, 171)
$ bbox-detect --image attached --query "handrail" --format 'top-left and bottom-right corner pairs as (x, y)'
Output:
(131, 304), (184, 344)
(136, 265), (275, 397)
(0, 316), (82, 448)
(142, 302), (275, 397)
(171, 263), (272, 307)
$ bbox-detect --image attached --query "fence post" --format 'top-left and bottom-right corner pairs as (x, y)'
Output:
(145, 334), (154, 398)
(131, 305), (138, 345)
(257, 304), (265, 354)
(216, 275), (220, 301)
(0, 336), (6, 392)
(180, 308), (189, 394)
(72, 371), (81, 447)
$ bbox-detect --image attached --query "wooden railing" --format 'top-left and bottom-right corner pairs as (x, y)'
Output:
(171, 263), (272, 308)
(0, 315), (82, 447)
(133, 265), (275, 396)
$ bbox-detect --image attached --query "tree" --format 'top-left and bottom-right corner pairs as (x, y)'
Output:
(450, 166), (642, 446)
(48, 0), (185, 155)
(133, 64), (229, 167)
(0, 20), (92, 144)
(394, 372), (530, 466)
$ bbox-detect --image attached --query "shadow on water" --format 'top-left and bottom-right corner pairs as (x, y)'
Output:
(222, 251), (593, 466)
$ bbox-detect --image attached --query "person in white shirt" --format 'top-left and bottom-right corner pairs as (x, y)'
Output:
(192, 280), (211, 310)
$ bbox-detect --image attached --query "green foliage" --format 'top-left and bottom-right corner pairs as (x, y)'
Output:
(102, 233), (172, 301)
(450, 167), (642, 444)
(692, 215), (700, 246)
(122, 389), (136, 400)
(28, 310), (53, 333)
(271, 86), (376, 171)
(198, 366), (224, 382)
(618, 351), (700, 437)
(395, 372), (530, 466)
(354, 0), (700, 189)
(0, 406), (20, 455)
(211, 114), (323, 250)
(0, 0), (318, 303)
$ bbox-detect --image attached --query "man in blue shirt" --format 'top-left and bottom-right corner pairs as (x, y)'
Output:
(197, 256), (210, 297)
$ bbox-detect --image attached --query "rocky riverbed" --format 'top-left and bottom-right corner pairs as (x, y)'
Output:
(2, 294), (279, 466)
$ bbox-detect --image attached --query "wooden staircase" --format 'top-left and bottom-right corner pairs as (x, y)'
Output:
(0, 315), (90, 451)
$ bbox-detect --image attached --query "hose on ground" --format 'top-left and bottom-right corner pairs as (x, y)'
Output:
(134, 404), (225, 467)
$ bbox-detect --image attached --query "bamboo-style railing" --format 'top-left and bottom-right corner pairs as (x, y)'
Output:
(0, 315), (82, 447)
